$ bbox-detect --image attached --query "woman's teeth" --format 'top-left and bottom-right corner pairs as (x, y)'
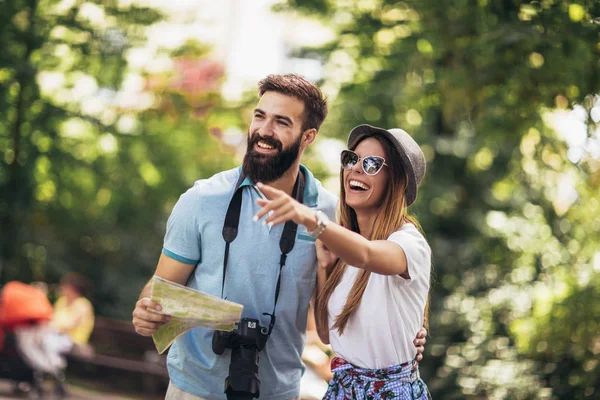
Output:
(349, 180), (369, 191)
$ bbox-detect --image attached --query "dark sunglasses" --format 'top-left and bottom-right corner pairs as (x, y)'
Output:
(340, 149), (388, 176)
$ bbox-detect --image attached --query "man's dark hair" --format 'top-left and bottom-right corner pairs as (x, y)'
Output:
(258, 74), (328, 132)
(60, 272), (93, 298)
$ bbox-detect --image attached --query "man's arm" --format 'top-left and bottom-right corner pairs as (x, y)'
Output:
(132, 253), (196, 336)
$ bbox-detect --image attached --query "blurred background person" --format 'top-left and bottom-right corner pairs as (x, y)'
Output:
(0, 281), (71, 398)
(52, 272), (95, 356)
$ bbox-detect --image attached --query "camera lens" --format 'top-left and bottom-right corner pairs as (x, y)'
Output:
(213, 318), (266, 399)
(225, 347), (260, 399)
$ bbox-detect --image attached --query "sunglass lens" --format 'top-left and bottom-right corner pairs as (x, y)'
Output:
(341, 150), (358, 169)
(363, 156), (384, 175)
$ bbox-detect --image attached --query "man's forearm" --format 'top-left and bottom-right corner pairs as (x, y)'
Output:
(138, 280), (152, 300)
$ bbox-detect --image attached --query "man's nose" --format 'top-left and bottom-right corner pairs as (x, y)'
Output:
(256, 119), (275, 137)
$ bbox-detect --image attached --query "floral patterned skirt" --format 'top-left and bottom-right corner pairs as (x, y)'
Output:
(322, 357), (431, 400)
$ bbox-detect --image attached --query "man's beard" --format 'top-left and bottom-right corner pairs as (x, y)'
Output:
(242, 131), (303, 184)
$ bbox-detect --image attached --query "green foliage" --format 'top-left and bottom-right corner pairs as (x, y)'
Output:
(0, 1), (240, 318)
(283, 0), (600, 398)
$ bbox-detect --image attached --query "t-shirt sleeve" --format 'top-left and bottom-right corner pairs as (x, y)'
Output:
(323, 198), (338, 221)
(162, 185), (202, 265)
(387, 225), (431, 284)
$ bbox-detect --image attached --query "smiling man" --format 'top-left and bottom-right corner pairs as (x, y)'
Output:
(243, 90), (309, 185)
(132, 74), (338, 400)
(131, 74), (426, 400)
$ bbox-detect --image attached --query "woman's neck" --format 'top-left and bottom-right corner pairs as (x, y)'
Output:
(356, 211), (377, 239)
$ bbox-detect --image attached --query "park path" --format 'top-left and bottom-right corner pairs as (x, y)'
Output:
(0, 379), (147, 400)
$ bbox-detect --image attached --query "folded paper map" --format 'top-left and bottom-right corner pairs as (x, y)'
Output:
(150, 275), (244, 354)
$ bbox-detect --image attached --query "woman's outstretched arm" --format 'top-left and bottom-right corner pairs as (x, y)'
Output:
(254, 183), (409, 276)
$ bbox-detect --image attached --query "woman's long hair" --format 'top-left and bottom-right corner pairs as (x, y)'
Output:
(316, 133), (428, 335)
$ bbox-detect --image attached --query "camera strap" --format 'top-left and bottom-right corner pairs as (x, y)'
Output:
(221, 170), (305, 337)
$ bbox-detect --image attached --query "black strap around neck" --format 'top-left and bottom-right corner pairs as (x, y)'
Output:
(221, 171), (305, 336)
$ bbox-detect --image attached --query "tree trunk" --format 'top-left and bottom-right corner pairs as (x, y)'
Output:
(0, 0), (39, 285)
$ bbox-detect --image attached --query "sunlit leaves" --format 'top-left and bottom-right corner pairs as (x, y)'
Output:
(285, 0), (600, 397)
(0, 0), (239, 320)
(569, 4), (586, 22)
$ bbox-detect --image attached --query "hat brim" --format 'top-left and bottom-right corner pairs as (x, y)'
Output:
(347, 124), (418, 206)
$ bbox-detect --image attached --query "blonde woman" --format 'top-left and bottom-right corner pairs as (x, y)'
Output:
(254, 124), (431, 399)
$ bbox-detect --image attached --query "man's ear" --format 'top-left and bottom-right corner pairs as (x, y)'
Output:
(302, 128), (317, 147)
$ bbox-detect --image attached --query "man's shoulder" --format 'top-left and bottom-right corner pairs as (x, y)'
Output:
(309, 174), (338, 218)
(185, 167), (239, 200)
(316, 184), (338, 211)
(300, 165), (338, 214)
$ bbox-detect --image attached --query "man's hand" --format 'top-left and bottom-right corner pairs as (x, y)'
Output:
(132, 297), (170, 336)
(254, 182), (314, 228)
(414, 327), (428, 362)
(133, 255), (195, 336)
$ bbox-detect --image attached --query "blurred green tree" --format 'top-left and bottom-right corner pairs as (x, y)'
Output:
(280, 0), (600, 398)
(0, 1), (241, 318)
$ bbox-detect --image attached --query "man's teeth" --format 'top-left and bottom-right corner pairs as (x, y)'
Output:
(257, 141), (274, 150)
(349, 180), (369, 190)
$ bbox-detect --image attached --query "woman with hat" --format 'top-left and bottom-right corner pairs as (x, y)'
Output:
(254, 124), (431, 399)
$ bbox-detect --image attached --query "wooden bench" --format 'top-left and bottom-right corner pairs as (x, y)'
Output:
(66, 316), (169, 396)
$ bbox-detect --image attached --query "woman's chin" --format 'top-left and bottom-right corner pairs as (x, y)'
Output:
(346, 195), (370, 211)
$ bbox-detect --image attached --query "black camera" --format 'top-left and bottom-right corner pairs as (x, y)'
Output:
(212, 318), (270, 399)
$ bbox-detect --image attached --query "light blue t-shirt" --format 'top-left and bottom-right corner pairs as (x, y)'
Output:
(162, 165), (337, 400)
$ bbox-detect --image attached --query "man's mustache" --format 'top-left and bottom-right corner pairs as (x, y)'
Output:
(248, 133), (282, 152)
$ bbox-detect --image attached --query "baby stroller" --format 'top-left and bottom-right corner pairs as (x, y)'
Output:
(0, 281), (71, 399)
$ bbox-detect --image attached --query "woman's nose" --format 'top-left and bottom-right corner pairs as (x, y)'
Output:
(351, 159), (363, 174)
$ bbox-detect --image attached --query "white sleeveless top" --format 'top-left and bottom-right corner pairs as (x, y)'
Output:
(327, 223), (431, 369)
